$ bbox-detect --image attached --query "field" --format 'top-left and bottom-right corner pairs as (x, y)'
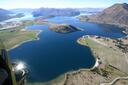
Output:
(0, 23), (39, 50)
(78, 36), (128, 73)
(26, 36), (128, 85)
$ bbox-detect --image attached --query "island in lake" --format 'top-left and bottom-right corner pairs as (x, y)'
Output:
(49, 24), (81, 33)
(0, 2), (128, 85)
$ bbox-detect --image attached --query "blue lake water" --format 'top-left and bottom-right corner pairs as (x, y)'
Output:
(0, 13), (35, 24)
(9, 16), (126, 82)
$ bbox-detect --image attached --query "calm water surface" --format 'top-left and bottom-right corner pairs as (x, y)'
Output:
(9, 16), (126, 82)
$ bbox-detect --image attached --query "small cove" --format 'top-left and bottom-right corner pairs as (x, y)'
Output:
(9, 16), (126, 82)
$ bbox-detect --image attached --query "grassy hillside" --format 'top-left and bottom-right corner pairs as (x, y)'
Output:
(78, 36), (128, 73)
(0, 25), (39, 50)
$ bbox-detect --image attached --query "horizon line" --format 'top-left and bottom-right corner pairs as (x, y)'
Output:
(1, 7), (107, 10)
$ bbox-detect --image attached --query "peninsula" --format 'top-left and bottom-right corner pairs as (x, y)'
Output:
(0, 2), (128, 85)
(0, 18), (80, 50)
(78, 3), (128, 34)
(27, 35), (128, 85)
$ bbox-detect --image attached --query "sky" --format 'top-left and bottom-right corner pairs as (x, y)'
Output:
(0, 0), (128, 9)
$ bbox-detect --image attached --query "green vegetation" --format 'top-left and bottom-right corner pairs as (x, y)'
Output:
(78, 37), (128, 74)
(0, 41), (17, 85)
(0, 25), (39, 50)
(93, 65), (127, 77)
(62, 65), (128, 85)
(59, 37), (128, 85)
(0, 21), (39, 85)
(49, 24), (80, 33)
(0, 41), (5, 51)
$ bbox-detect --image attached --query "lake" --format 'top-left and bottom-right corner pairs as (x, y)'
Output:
(9, 16), (126, 82)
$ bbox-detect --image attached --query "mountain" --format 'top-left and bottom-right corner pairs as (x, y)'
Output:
(0, 8), (13, 21)
(0, 8), (26, 22)
(78, 3), (128, 33)
(32, 8), (80, 17)
(76, 8), (104, 13)
(10, 8), (35, 14)
(0, 8), (13, 14)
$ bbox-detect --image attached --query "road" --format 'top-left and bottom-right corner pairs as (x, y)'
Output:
(100, 76), (128, 85)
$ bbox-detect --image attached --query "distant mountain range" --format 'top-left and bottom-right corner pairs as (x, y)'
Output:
(76, 8), (104, 13)
(78, 3), (128, 32)
(0, 8), (103, 21)
(32, 8), (80, 17)
(10, 8), (35, 14)
(0, 8), (26, 22)
(0, 8), (13, 14)
(0, 8), (13, 21)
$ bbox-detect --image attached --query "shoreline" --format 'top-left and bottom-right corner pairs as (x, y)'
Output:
(48, 36), (99, 84)
(48, 36), (100, 85)
(52, 20), (128, 85)
(10, 30), (127, 85)
(79, 18), (128, 35)
(8, 30), (42, 51)
(26, 35), (127, 84)
(76, 36), (100, 70)
(59, 34), (128, 85)
(27, 35), (99, 85)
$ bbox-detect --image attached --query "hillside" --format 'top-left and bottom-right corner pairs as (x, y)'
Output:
(32, 8), (80, 17)
(0, 8), (13, 14)
(10, 8), (35, 14)
(78, 3), (128, 33)
(76, 8), (104, 13)
(0, 8), (13, 21)
(49, 24), (80, 33)
(0, 8), (25, 22)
